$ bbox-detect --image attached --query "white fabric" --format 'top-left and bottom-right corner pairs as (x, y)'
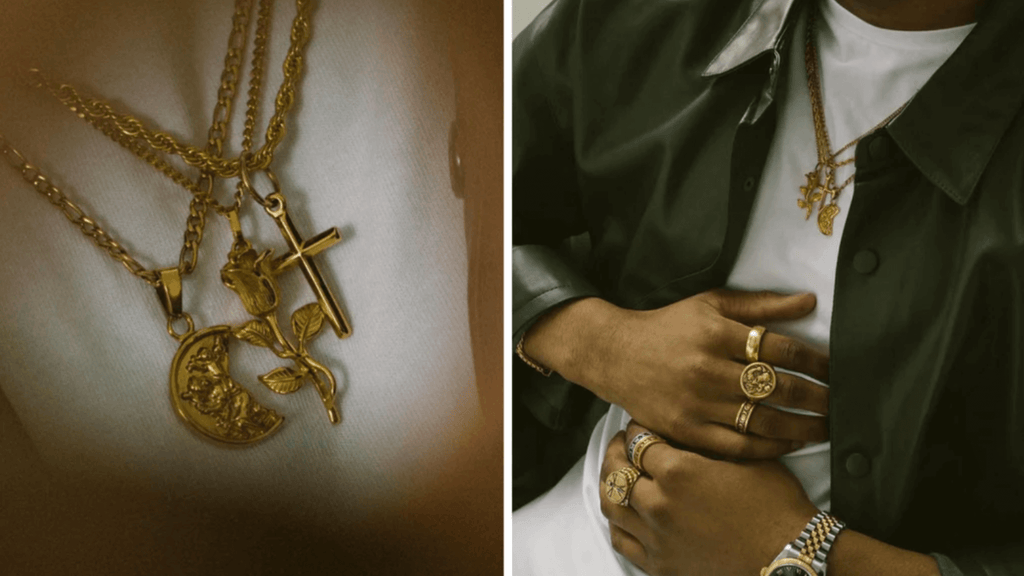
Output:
(513, 1), (972, 573)
(0, 1), (478, 526)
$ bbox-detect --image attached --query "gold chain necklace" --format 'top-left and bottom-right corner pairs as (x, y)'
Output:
(798, 4), (909, 236)
(3, 0), (351, 445)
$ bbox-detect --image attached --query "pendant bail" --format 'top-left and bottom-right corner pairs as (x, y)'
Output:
(156, 267), (183, 319)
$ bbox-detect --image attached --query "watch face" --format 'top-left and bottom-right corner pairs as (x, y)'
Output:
(769, 567), (814, 576)
(767, 559), (816, 576)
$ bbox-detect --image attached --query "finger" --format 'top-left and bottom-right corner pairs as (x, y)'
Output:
(601, 431), (630, 480)
(705, 289), (817, 325)
(721, 361), (829, 416)
(695, 423), (803, 460)
(717, 320), (830, 385)
(599, 473), (656, 542)
(609, 524), (649, 571)
(623, 425), (705, 480)
(760, 332), (830, 384)
(717, 401), (829, 443)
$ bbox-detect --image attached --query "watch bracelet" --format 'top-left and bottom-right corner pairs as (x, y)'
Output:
(794, 511), (845, 572)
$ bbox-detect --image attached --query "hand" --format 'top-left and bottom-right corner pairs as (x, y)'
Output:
(599, 421), (818, 576)
(526, 289), (830, 459)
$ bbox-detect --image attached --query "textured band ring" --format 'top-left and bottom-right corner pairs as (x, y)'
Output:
(603, 466), (641, 506)
(630, 434), (666, 474)
(746, 325), (767, 363)
(740, 361), (778, 401)
(627, 432), (653, 462)
(735, 401), (757, 434)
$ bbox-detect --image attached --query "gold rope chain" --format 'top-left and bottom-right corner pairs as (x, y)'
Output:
(804, 5), (909, 196)
(32, 0), (310, 184)
(0, 0), (294, 285)
(799, 4), (911, 235)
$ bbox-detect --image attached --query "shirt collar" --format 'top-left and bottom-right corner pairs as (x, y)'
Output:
(701, 0), (800, 77)
(886, 0), (1024, 205)
(703, 0), (1024, 206)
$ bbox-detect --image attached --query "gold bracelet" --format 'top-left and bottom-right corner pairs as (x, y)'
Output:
(516, 331), (553, 376)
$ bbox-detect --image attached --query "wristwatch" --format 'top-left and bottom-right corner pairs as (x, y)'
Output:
(760, 511), (845, 576)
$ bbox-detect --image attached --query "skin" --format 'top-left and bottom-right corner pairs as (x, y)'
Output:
(600, 421), (941, 576)
(834, 0), (984, 30)
(567, 2), (986, 573)
(525, 290), (832, 458)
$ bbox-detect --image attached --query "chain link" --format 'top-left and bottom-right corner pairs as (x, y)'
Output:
(3, 0), (308, 285)
(805, 6), (909, 196)
(33, 0), (310, 181)
(0, 134), (161, 285)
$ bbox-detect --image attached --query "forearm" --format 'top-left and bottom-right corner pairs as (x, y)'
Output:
(521, 296), (629, 399)
(828, 530), (940, 576)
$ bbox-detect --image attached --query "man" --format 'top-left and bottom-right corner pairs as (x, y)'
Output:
(512, 0), (1024, 574)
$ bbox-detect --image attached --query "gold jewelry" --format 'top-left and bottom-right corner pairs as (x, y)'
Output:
(629, 434), (666, 474)
(7, 0), (348, 445)
(735, 401), (757, 434)
(603, 466), (641, 507)
(745, 325), (766, 363)
(33, 0), (311, 181)
(799, 514), (839, 565)
(740, 362), (777, 401)
(516, 331), (552, 376)
(798, 5), (910, 236)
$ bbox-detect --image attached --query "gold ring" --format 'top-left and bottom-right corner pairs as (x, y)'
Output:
(746, 325), (766, 363)
(603, 466), (641, 506)
(630, 434), (666, 474)
(735, 401), (757, 434)
(740, 361), (777, 401)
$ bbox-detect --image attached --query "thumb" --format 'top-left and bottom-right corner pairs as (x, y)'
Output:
(706, 289), (817, 324)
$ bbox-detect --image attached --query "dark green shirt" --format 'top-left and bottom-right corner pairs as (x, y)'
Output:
(512, 0), (1024, 573)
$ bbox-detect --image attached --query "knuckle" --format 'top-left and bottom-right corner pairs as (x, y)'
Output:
(730, 436), (756, 459)
(757, 413), (780, 439)
(685, 353), (715, 381)
(647, 494), (673, 525)
(667, 413), (694, 444)
(705, 319), (728, 345)
(609, 527), (627, 553)
(660, 454), (690, 484)
(779, 338), (807, 367)
(599, 496), (614, 519)
(782, 375), (807, 404)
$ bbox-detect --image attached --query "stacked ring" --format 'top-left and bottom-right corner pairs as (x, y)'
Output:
(627, 432), (654, 462)
(740, 361), (778, 401)
(735, 401), (757, 434)
(741, 325), (777, 403)
(629, 433), (666, 474)
(603, 466), (641, 506)
(746, 325), (766, 363)
(738, 326), (776, 434)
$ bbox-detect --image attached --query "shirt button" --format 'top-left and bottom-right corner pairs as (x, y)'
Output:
(845, 452), (872, 477)
(868, 135), (892, 161)
(852, 249), (878, 274)
(743, 176), (756, 192)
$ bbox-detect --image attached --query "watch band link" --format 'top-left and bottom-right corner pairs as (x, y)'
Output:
(793, 511), (846, 573)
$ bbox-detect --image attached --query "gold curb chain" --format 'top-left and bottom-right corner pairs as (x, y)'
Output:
(799, 4), (910, 236)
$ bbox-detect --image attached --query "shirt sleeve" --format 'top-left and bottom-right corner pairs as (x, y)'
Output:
(512, 0), (600, 346)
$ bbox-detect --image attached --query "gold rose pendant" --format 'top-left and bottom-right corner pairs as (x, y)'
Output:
(168, 199), (347, 445)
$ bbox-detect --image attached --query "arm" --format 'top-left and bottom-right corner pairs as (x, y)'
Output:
(599, 421), (1023, 576)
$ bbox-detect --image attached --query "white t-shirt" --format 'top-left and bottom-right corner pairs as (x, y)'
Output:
(513, 1), (972, 573)
(0, 0), (480, 527)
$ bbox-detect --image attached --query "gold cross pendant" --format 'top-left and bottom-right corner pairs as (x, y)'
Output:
(264, 192), (353, 339)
